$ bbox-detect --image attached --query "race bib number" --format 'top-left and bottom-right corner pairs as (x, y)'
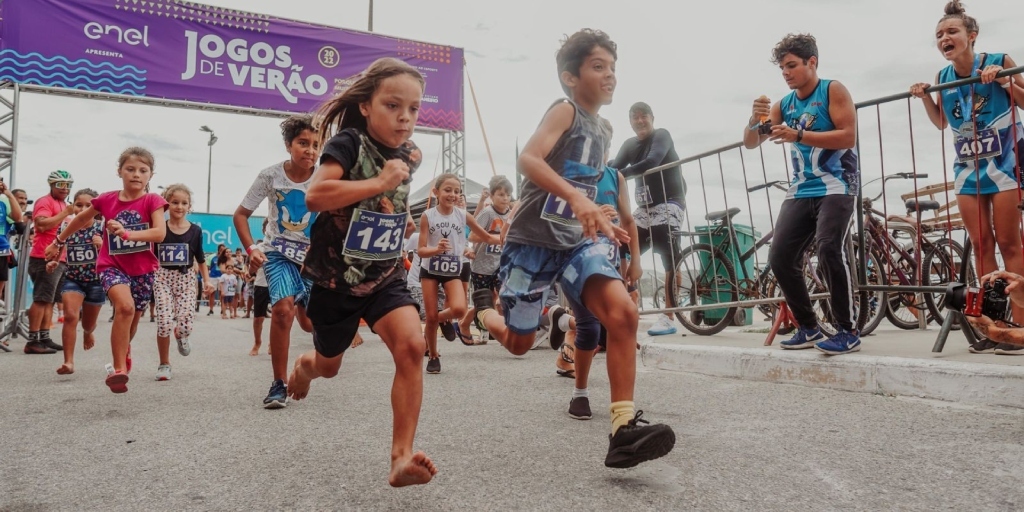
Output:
(485, 243), (503, 255)
(66, 243), (97, 266)
(428, 254), (461, 277)
(341, 209), (406, 261)
(271, 238), (310, 264)
(108, 223), (149, 255)
(955, 128), (1002, 163)
(157, 243), (190, 267)
(635, 185), (652, 207)
(541, 180), (597, 226)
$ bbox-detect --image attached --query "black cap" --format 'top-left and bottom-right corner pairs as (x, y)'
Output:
(629, 101), (653, 116)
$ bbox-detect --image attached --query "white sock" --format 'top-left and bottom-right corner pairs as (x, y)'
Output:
(663, 314), (674, 323)
(558, 314), (572, 332)
(572, 387), (588, 399)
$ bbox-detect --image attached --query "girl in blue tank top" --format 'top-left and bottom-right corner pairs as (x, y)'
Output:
(909, 1), (1024, 343)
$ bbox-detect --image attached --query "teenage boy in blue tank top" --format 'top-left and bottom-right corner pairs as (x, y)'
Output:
(742, 33), (861, 355)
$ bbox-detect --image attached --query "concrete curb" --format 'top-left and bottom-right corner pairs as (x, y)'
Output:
(641, 343), (1024, 409)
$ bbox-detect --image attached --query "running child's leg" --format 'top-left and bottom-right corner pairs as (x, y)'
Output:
(421, 278), (441, 358)
(269, 296), (297, 380)
(287, 350), (343, 401)
(373, 305), (437, 487)
(174, 270), (197, 345)
(81, 302), (101, 351)
(295, 304), (312, 333)
(107, 284), (135, 373)
(154, 269), (174, 366)
(438, 279), (467, 327)
(474, 243), (561, 355)
(57, 290), (85, 375)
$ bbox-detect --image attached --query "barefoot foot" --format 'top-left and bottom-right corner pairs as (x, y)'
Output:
(286, 356), (314, 401)
(249, 344), (261, 356)
(83, 331), (95, 351)
(388, 451), (437, 487)
(350, 332), (364, 349)
(56, 363), (74, 375)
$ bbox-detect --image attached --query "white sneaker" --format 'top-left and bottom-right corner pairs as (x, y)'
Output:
(155, 364), (172, 381)
(177, 337), (191, 357)
(647, 315), (678, 336)
(532, 325), (550, 350)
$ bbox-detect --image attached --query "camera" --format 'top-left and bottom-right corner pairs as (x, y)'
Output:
(944, 278), (1011, 321)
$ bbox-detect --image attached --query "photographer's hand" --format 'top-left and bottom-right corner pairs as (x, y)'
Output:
(980, 270), (1024, 307)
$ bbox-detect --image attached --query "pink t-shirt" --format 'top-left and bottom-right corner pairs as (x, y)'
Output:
(91, 191), (168, 277)
(30, 194), (69, 259)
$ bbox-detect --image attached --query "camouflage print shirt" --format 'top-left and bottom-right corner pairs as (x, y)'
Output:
(301, 128), (412, 296)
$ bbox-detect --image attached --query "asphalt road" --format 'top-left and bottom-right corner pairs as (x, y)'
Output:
(2, 310), (1023, 511)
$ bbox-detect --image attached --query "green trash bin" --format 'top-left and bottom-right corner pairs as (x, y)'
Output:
(694, 224), (760, 326)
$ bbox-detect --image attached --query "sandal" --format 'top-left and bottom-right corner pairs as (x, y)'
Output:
(555, 342), (575, 378)
(454, 323), (477, 346)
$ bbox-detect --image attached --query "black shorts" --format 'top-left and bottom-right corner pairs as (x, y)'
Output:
(470, 271), (499, 292)
(253, 285), (271, 318)
(306, 278), (418, 358)
(420, 266), (469, 285)
(0, 252), (9, 282)
(637, 224), (683, 271)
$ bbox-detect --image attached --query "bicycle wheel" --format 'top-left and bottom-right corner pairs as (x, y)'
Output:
(923, 238), (974, 328)
(805, 245), (870, 337)
(855, 244), (887, 337)
(755, 266), (795, 335)
(672, 243), (738, 336)
(882, 256), (928, 330)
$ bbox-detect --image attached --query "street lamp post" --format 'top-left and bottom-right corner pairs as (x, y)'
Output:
(199, 125), (218, 213)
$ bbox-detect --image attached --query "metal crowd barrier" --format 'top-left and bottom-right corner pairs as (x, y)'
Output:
(631, 65), (1024, 351)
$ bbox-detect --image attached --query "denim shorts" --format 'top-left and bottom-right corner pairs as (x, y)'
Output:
(498, 238), (621, 335)
(62, 278), (106, 306)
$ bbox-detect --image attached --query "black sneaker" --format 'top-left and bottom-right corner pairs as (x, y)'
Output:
(994, 343), (1024, 355)
(568, 397), (592, 420)
(426, 357), (441, 374)
(40, 338), (63, 352)
(605, 411), (675, 469)
(969, 339), (999, 354)
(23, 341), (56, 355)
(263, 379), (288, 409)
(439, 321), (457, 342)
(547, 306), (567, 351)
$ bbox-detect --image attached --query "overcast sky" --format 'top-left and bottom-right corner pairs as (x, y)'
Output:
(7, 0), (1024, 235)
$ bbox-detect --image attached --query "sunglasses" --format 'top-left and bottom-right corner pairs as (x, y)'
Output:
(53, 181), (73, 190)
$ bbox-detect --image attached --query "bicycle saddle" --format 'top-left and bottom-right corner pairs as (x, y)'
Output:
(904, 199), (941, 213)
(704, 207), (741, 222)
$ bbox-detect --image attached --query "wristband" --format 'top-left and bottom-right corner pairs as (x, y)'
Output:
(53, 237), (66, 247)
(247, 243), (258, 255)
(796, 128), (804, 143)
(1001, 81), (1012, 89)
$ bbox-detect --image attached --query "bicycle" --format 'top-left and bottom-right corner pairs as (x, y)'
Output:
(857, 173), (972, 331)
(668, 180), (869, 336)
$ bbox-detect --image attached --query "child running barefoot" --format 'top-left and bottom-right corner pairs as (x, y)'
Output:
(54, 188), (102, 375)
(288, 57), (437, 487)
(153, 184), (213, 381)
(47, 147), (168, 393)
(418, 173), (500, 374)
(472, 29), (675, 468)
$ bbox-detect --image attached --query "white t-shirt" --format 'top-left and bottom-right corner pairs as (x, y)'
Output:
(420, 207), (466, 271)
(405, 233), (421, 288)
(239, 161), (317, 252)
(254, 266), (268, 287)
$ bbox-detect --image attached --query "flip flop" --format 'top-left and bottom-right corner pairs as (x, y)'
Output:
(454, 324), (476, 346)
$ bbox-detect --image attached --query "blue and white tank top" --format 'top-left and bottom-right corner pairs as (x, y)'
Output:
(938, 53), (1024, 195)
(420, 206), (467, 271)
(780, 79), (859, 199)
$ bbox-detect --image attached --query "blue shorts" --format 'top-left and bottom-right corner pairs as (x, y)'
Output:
(62, 278), (105, 306)
(498, 238), (621, 335)
(263, 250), (311, 308)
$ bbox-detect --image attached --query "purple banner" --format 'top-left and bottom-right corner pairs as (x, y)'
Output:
(0, 0), (464, 130)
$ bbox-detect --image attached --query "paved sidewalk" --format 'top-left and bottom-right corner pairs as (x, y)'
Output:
(639, 314), (1024, 409)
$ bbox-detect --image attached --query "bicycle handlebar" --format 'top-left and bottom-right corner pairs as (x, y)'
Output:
(747, 180), (787, 193)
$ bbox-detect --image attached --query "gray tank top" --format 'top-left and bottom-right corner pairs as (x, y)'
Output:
(506, 99), (609, 250)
